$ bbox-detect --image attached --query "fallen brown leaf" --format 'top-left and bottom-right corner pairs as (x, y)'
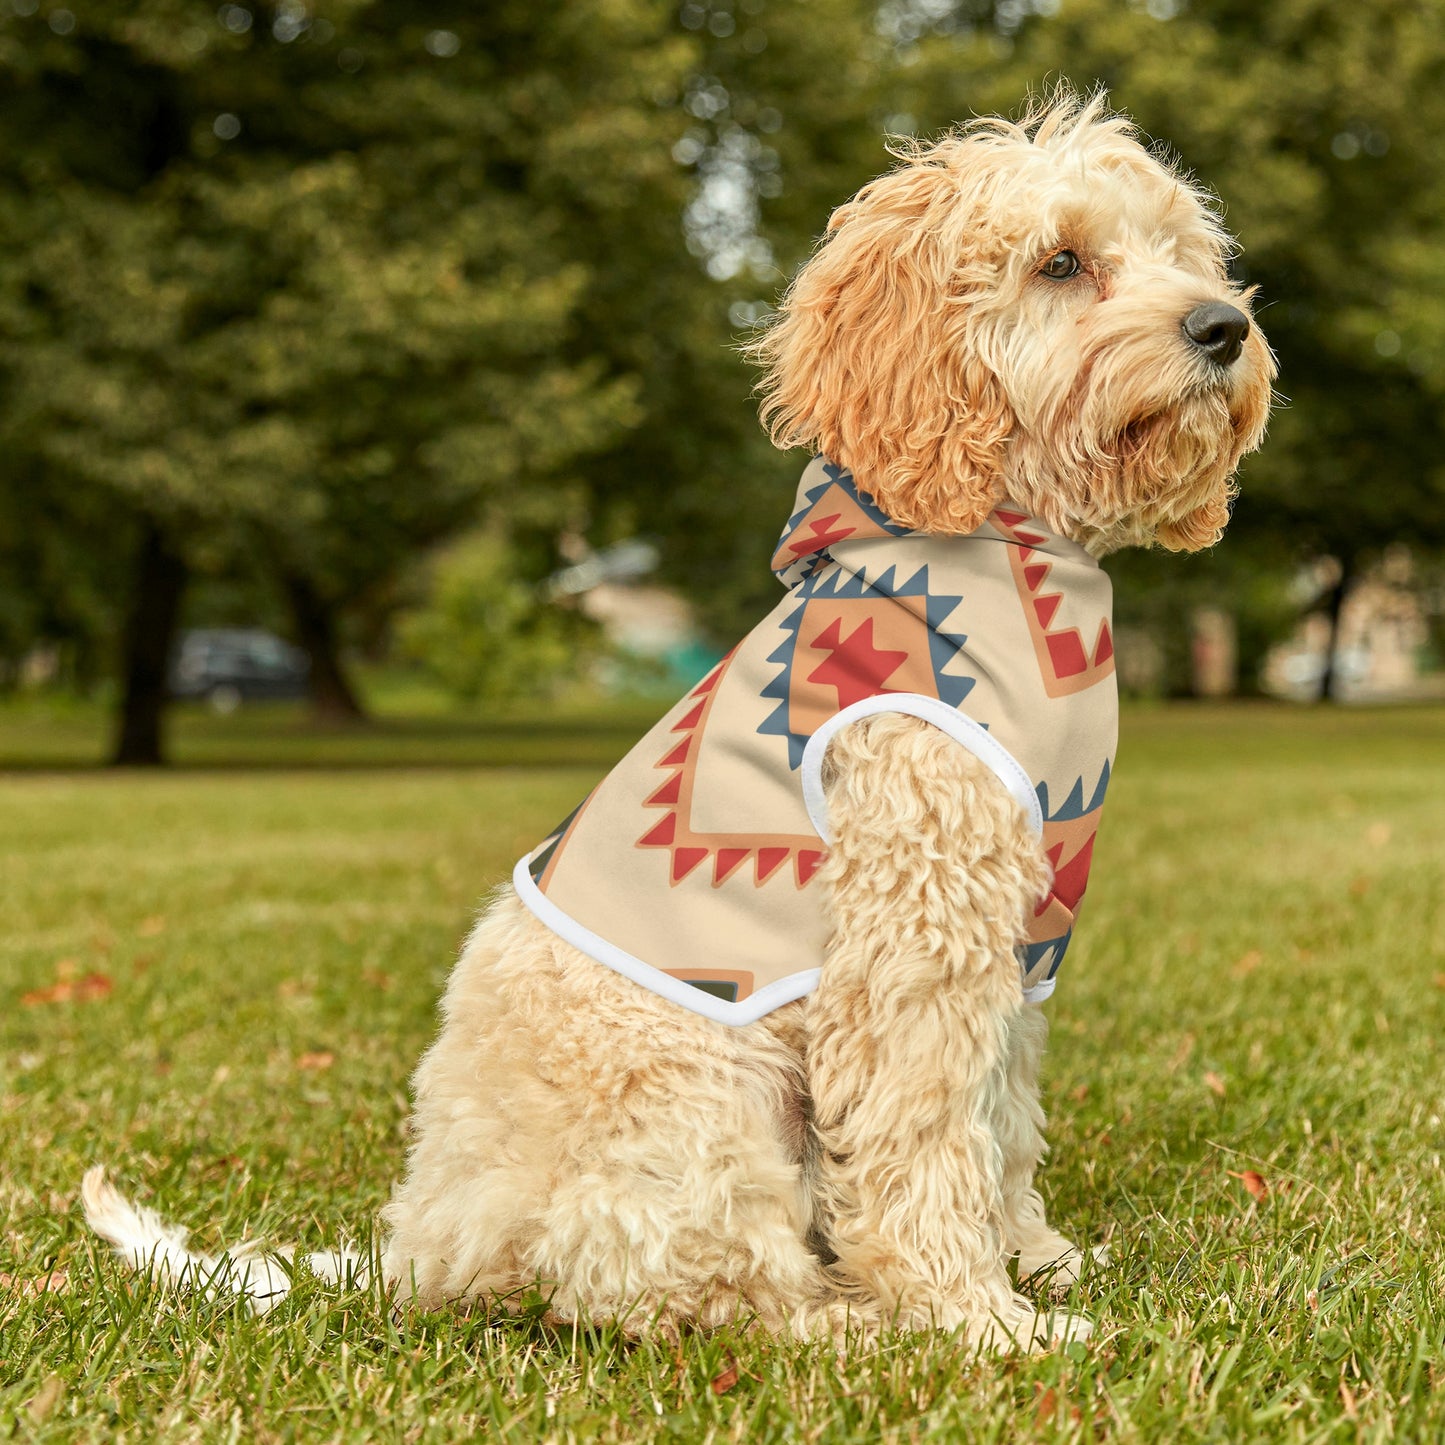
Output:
(1228, 1169), (1268, 1201)
(1070, 1083), (1089, 1103)
(710, 1358), (739, 1396)
(1433, 973), (1445, 990)
(21, 982), (69, 1006)
(296, 1051), (335, 1071)
(1232, 950), (1263, 977)
(1204, 1071), (1227, 1098)
(21, 972), (113, 1007)
(361, 968), (394, 992)
(1034, 1385), (1058, 1426)
(0, 1268), (69, 1298)
(1348, 876), (1372, 899)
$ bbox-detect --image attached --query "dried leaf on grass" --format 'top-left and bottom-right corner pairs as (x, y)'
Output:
(0, 1268), (70, 1298)
(1228, 1169), (1269, 1201)
(1232, 950), (1263, 977)
(1203, 1071), (1227, 1098)
(1034, 1384), (1084, 1428)
(710, 1358), (740, 1396)
(1034, 1386), (1058, 1425)
(21, 973), (113, 1007)
(295, 1051), (335, 1071)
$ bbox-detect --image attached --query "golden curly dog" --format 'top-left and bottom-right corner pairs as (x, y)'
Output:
(85, 91), (1274, 1351)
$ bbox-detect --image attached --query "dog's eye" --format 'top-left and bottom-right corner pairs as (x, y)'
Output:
(1040, 250), (1081, 280)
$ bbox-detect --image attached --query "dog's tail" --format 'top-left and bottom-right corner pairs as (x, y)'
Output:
(81, 1165), (368, 1315)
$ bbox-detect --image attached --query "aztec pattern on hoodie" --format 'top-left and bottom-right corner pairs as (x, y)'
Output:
(513, 457), (1118, 1026)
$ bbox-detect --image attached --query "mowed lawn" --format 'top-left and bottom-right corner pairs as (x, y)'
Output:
(2, 702), (1443, 1442)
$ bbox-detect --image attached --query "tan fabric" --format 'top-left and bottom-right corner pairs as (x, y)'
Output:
(515, 458), (1118, 1025)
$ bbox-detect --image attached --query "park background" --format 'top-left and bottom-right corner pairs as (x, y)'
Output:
(2, 2), (1444, 1442)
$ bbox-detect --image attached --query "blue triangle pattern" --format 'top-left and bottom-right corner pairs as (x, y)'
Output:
(1035, 758), (1112, 822)
(1022, 937), (1068, 979)
(757, 556), (979, 769)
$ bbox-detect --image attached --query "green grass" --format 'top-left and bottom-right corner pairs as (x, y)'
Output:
(2, 701), (1443, 1442)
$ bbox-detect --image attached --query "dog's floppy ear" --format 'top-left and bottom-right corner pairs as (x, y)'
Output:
(750, 145), (1013, 535)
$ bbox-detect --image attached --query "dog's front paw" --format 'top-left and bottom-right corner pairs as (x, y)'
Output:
(1017, 1239), (1110, 1295)
(971, 1296), (1093, 1353)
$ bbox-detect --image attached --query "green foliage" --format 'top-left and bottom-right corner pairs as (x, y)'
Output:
(0, 0), (699, 669)
(0, 0), (895, 676)
(4, 0), (1445, 699)
(397, 533), (588, 704)
(544, 0), (889, 640)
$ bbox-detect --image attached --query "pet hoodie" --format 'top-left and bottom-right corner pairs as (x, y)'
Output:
(514, 457), (1118, 1026)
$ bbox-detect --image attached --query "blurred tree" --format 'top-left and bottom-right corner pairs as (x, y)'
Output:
(0, 0), (691, 758)
(534, 0), (890, 639)
(396, 530), (587, 704)
(7, 0), (1444, 743)
(0, 0), (908, 752)
(0, 456), (129, 693)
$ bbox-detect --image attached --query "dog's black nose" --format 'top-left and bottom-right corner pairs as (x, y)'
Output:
(1182, 302), (1250, 367)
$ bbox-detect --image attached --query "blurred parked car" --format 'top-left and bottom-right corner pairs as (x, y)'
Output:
(169, 629), (310, 712)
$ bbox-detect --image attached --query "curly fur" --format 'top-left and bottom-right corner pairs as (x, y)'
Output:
(748, 90), (1273, 553)
(85, 88), (1272, 1354)
(379, 717), (1088, 1350)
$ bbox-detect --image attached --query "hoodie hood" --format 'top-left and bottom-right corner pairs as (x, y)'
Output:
(771, 458), (1096, 589)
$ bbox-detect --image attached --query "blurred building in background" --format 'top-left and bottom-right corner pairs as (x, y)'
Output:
(1262, 551), (1439, 702)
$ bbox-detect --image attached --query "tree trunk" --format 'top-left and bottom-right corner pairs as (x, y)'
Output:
(283, 572), (367, 724)
(1317, 554), (1355, 703)
(111, 521), (187, 766)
